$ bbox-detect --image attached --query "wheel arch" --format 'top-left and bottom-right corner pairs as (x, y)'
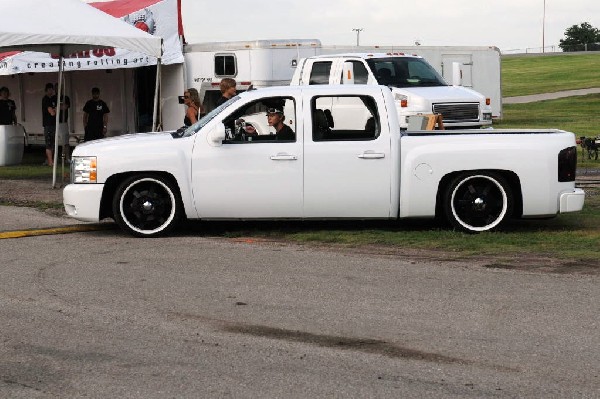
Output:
(435, 169), (523, 220)
(99, 171), (186, 220)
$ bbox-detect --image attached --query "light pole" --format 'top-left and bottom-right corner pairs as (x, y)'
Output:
(352, 28), (363, 46)
(542, 0), (546, 53)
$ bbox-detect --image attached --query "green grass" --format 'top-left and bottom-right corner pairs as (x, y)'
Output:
(502, 53), (600, 97)
(496, 94), (600, 136)
(0, 148), (57, 179)
(186, 187), (600, 262)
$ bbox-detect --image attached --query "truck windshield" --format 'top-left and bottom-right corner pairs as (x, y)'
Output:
(366, 57), (447, 88)
(179, 96), (241, 138)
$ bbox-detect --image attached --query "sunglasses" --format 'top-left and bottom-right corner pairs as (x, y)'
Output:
(183, 95), (190, 99)
(266, 108), (283, 115)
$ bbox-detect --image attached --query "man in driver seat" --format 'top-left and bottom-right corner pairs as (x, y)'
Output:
(266, 107), (294, 141)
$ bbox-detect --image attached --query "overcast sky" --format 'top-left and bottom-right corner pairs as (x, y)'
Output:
(180, 0), (600, 52)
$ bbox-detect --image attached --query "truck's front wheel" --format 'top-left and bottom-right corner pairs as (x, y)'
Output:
(113, 174), (181, 237)
(443, 172), (513, 233)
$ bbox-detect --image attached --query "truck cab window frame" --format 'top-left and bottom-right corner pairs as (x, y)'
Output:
(340, 60), (369, 84)
(308, 61), (332, 85)
(311, 95), (380, 142)
(221, 96), (297, 144)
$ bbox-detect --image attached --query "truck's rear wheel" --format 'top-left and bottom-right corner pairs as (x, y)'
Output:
(443, 172), (513, 233)
(113, 174), (181, 237)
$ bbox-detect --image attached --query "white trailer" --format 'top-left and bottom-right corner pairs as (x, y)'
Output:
(183, 39), (322, 111)
(318, 45), (503, 119)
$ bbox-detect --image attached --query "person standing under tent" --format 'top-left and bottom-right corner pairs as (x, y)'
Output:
(0, 87), (17, 125)
(54, 83), (71, 161)
(41, 82), (57, 166)
(83, 87), (110, 142)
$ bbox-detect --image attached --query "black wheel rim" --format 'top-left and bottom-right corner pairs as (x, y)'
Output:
(451, 176), (506, 231)
(120, 179), (175, 234)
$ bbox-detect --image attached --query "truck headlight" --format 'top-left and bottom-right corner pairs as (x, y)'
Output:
(72, 156), (97, 183)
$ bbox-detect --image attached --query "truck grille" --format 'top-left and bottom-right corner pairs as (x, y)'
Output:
(432, 103), (480, 122)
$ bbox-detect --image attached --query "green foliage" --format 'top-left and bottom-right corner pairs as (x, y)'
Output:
(502, 53), (600, 97)
(559, 22), (600, 52)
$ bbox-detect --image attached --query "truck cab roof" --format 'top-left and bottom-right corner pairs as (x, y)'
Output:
(304, 52), (423, 60)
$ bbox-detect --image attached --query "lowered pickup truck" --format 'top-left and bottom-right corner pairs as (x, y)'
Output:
(63, 85), (584, 237)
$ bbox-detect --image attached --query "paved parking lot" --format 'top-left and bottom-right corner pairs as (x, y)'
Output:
(0, 206), (598, 398)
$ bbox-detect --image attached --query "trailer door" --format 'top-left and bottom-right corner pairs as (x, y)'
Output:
(442, 54), (473, 87)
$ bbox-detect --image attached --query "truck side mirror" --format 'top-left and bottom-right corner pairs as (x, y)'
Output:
(342, 62), (355, 85)
(207, 123), (226, 146)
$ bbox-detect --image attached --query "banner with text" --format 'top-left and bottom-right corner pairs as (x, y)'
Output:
(0, 0), (183, 76)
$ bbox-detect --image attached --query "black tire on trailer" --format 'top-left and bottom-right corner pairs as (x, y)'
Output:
(112, 174), (182, 237)
(443, 172), (513, 233)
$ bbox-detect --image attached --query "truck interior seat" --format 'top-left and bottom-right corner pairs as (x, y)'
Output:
(313, 109), (330, 140)
(364, 117), (375, 134)
(324, 109), (334, 128)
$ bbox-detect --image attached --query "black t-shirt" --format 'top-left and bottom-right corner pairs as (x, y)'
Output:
(216, 96), (229, 106)
(276, 124), (295, 141)
(83, 99), (110, 130)
(0, 99), (16, 125)
(53, 95), (71, 123)
(42, 95), (56, 127)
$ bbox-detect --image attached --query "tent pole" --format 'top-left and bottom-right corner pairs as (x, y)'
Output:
(152, 58), (162, 132)
(52, 53), (64, 189)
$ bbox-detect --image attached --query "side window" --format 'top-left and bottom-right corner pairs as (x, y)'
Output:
(222, 97), (296, 143)
(311, 95), (380, 142)
(215, 54), (237, 77)
(340, 61), (369, 84)
(309, 61), (332, 85)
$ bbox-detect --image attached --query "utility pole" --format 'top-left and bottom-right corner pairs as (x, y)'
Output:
(352, 28), (363, 46)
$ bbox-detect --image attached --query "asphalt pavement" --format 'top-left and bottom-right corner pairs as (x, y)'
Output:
(0, 205), (85, 232)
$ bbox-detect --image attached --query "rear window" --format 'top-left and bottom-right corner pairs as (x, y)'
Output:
(309, 61), (332, 85)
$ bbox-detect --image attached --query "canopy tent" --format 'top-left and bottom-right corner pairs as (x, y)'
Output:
(0, 0), (163, 188)
(0, 0), (162, 56)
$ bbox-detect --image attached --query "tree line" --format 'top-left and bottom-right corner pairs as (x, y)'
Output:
(560, 22), (600, 52)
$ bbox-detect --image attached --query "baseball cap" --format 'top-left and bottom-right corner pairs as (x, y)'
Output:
(266, 108), (283, 115)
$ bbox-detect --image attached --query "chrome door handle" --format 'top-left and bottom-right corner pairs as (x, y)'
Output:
(270, 154), (297, 161)
(358, 152), (385, 159)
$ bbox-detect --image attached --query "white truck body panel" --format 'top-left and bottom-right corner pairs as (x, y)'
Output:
(290, 53), (492, 129)
(318, 45), (502, 119)
(63, 85), (583, 235)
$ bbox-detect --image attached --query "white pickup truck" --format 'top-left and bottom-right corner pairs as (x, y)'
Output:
(291, 53), (492, 129)
(63, 85), (584, 237)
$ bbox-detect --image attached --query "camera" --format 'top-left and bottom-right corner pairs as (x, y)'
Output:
(178, 95), (185, 104)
